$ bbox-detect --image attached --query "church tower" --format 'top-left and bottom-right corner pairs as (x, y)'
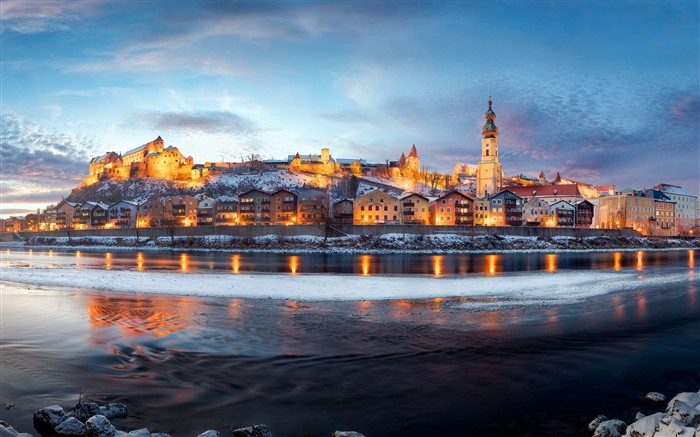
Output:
(476, 99), (503, 198)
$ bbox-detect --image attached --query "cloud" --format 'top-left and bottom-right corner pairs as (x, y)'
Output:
(0, 112), (95, 191)
(131, 110), (258, 137)
(51, 87), (130, 97)
(0, 0), (110, 33)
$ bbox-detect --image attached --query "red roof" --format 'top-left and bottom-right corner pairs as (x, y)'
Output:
(409, 144), (418, 157)
(507, 184), (582, 198)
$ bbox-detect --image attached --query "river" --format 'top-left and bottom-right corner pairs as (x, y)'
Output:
(0, 248), (698, 436)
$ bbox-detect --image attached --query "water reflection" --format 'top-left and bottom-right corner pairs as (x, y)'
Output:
(105, 252), (112, 270)
(636, 251), (645, 271)
(613, 252), (622, 271)
(545, 254), (557, 272)
(635, 292), (647, 319)
(485, 254), (499, 276)
(432, 255), (443, 277)
(136, 252), (144, 271)
(689, 250), (695, 269)
(289, 256), (299, 275)
(180, 253), (188, 272)
(360, 255), (372, 276)
(231, 255), (240, 274)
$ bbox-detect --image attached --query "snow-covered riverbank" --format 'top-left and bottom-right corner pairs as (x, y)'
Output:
(8, 233), (700, 254)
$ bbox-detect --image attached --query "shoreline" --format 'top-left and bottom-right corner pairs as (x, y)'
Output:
(2, 233), (698, 255)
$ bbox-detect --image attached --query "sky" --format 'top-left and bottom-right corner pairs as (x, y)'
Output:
(1, 0), (699, 217)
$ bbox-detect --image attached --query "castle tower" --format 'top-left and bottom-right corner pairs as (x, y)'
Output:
(321, 148), (330, 165)
(476, 99), (503, 198)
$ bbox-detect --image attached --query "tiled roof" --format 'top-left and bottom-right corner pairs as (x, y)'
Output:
(507, 184), (582, 198)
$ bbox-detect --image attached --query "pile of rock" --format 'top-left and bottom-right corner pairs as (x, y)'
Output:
(0, 402), (366, 437)
(589, 390), (700, 436)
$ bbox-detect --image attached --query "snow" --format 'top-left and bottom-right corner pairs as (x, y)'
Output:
(209, 170), (317, 192)
(1, 265), (693, 307)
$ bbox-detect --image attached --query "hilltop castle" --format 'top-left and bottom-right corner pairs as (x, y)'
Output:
(83, 136), (193, 186)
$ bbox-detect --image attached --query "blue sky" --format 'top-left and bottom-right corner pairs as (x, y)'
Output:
(1, 0), (698, 215)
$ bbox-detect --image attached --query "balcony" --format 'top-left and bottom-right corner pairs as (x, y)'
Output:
(403, 201), (415, 207)
(403, 210), (414, 216)
(283, 200), (296, 204)
(261, 199), (271, 204)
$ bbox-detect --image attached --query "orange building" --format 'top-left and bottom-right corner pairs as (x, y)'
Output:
(430, 191), (474, 226)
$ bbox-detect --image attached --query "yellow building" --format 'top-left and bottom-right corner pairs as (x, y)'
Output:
(476, 100), (503, 198)
(354, 189), (401, 224)
(400, 193), (430, 224)
(599, 194), (656, 235)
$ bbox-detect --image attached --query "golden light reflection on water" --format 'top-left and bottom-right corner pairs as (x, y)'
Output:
(76, 250), (81, 258)
(545, 254), (557, 272)
(635, 292), (647, 318)
(48, 249), (53, 256)
(613, 252), (622, 271)
(105, 252), (112, 270)
(231, 255), (240, 274)
(356, 300), (373, 311)
(28, 249), (32, 255)
(86, 295), (198, 342)
(180, 253), (188, 272)
(289, 256), (299, 275)
(612, 295), (624, 319)
(689, 250), (695, 269)
(360, 255), (372, 276)
(636, 251), (645, 271)
(485, 254), (499, 276)
(229, 298), (244, 317)
(136, 252), (144, 271)
(432, 255), (443, 277)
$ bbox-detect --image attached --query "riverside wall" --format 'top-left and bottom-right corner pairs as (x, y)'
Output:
(3, 224), (642, 241)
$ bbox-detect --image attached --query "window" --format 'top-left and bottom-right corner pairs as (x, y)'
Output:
(384, 215), (388, 220)
(361, 206), (365, 211)
(375, 206), (380, 211)
(442, 200), (446, 204)
(440, 208), (444, 213)
(394, 206), (398, 211)
(384, 206), (388, 211)
(447, 208), (451, 213)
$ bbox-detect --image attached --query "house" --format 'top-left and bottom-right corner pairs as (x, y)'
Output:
(598, 193), (656, 235)
(487, 189), (523, 226)
(400, 193), (431, 225)
(162, 196), (198, 227)
(215, 196), (239, 225)
(354, 189), (401, 224)
(507, 184), (587, 204)
(3, 216), (25, 233)
(271, 189), (298, 224)
(641, 189), (676, 236)
(333, 199), (354, 224)
(549, 200), (576, 227)
(296, 188), (329, 224)
(55, 201), (79, 230)
(136, 198), (163, 228)
(654, 184), (697, 235)
(73, 202), (110, 230)
(522, 198), (554, 226)
(196, 195), (217, 226)
(108, 200), (142, 229)
(575, 199), (595, 228)
(429, 191), (473, 226)
(239, 189), (272, 224)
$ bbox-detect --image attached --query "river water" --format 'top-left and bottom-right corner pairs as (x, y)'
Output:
(0, 248), (698, 436)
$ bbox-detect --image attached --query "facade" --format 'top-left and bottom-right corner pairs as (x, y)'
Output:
(162, 196), (198, 227)
(73, 202), (109, 230)
(429, 191), (473, 226)
(400, 193), (431, 225)
(476, 100), (503, 198)
(641, 190), (676, 236)
(354, 189), (401, 224)
(55, 201), (79, 230)
(575, 200), (595, 228)
(289, 148), (339, 175)
(549, 200), (576, 227)
(3, 217), (25, 232)
(333, 199), (354, 224)
(196, 196), (217, 226)
(271, 189), (298, 224)
(522, 198), (554, 226)
(598, 194), (656, 235)
(296, 189), (328, 224)
(487, 189), (523, 226)
(108, 200), (141, 229)
(654, 184), (697, 235)
(215, 196), (239, 225)
(239, 190), (272, 224)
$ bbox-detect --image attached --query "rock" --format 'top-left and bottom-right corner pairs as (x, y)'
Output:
(654, 415), (695, 436)
(668, 399), (700, 427)
(33, 405), (68, 432)
(667, 393), (700, 411)
(55, 417), (87, 437)
(593, 419), (627, 437)
(85, 415), (116, 437)
(626, 412), (665, 437)
(196, 432), (219, 437)
(75, 402), (128, 422)
(231, 425), (272, 437)
(634, 412), (646, 421)
(588, 415), (608, 431)
(0, 425), (19, 437)
(645, 392), (666, 402)
(332, 432), (366, 437)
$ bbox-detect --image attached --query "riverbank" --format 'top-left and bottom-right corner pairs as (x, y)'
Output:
(7, 233), (700, 254)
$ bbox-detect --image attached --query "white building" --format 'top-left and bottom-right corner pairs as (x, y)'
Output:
(655, 184), (697, 235)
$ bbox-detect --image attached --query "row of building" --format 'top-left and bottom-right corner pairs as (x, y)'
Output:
(2, 182), (696, 236)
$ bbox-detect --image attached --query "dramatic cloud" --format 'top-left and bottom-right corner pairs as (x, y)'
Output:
(131, 110), (258, 137)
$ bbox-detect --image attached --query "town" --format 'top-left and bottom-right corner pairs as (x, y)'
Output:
(2, 101), (698, 237)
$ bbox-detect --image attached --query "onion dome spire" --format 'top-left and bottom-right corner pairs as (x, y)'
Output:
(481, 98), (499, 138)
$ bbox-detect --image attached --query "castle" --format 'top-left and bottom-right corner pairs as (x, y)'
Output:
(83, 136), (193, 186)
